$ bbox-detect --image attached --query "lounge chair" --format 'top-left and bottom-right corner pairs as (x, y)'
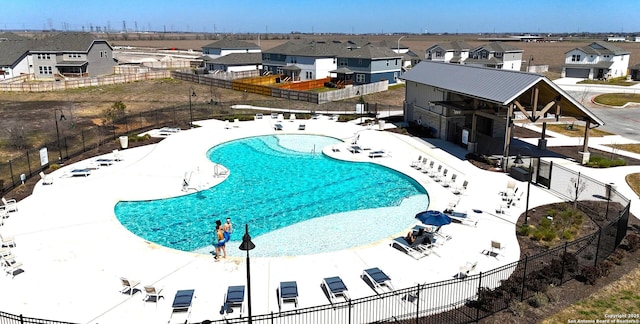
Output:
(169, 289), (195, 323)
(39, 172), (54, 185)
(444, 210), (478, 227)
(233, 119), (240, 128)
(224, 120), (231, 129)
(443, 173), (456, 188)
(95, 158), (114, 166)
(277, 281), (299, 311)
(455, 261), (478, 279)
(298, 124), (306, 130)
(322, 276), (349, 305)
(112, 149), (123, 161)
(1, 197), (17, 213)
(223, 285), (245, 315)
(347, 145), (362, 153)
(271, 112), (278, 119)
(421, 161), (434, 174)
(429, 165), (442, 178)
(453, 180), (468, 195)
(120, 277), (140, 295)
(368, 150), (389, 158)
(274, 123), (283, 131)
(289, 113), (296, 121)
(143, 285), (164, 304)
(482, 240), (504, 258)
(70, 168), (91, 177)
(0, 233), (15, 248)
(255, 113), (263, 120)
(390, 237), (428, 260)
(410, 156), (422, 168)
(435, 168), (448, 182)
(361, 267), (395, 294)
(2, 255), (23, 278)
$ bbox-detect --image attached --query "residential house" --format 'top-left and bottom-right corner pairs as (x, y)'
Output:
(202, 53), (262, 73)
(425, 40), (471, 64)
(201, 38), (261, 59)
(561, 41), (630, 79)
(262, 40), (345, 81)
(465, 42), (523, 71)
(332, 44), (402, 85)
(374, 39), (415, 68)
(0, 32), (115, 80)
(629, 64), (640, 81)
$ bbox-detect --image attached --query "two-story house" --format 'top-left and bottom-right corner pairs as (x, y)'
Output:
(425, 40), (472, 64)
(0, 32), (115, 80)
(465, 42), (523, 71)
(561, 41), (630, 79)
(262, 40), (345, 82)
(332, 44), (402, 85)
(201, 38), (262, 73)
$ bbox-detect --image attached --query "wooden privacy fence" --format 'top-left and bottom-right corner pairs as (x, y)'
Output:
(276, 77), (330, 91)
(0, 71), (171, 92)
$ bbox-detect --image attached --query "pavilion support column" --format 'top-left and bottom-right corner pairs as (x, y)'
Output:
(579, 119), (591, 164)
(502, 104), (514, 172)
(468, 113), (478, 153)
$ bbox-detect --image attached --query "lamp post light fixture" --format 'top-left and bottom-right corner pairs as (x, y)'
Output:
(239, 224), (255, 324)
(54, 109), (66, 161)
(514, 148), (535, 225)
(397, 35), (405, 54)
(188, 86), (196, 127)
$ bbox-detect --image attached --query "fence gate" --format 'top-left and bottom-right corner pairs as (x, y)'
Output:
(537, 159), (552, 188)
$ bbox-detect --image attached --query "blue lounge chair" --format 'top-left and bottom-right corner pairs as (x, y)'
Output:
(390, 237), (429, 259)
(70, 168), (91, 177)
(322, 276), (349, 304)
(361, 267), (395, 294)
(278, 281), (299, 311)
(169, 289), (194, 323)
(274, 123), (283, 131)
(223, 285), (245, 315)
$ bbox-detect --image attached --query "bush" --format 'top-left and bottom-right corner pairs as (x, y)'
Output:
(49, 164), (61, 171)
(528, 292), (549, 308)
(517, 224), (531, 236)
(625, 234), (640, 252)
(562, 230), (574, 240)
(508, 300), (526, 317)
(578, 266), (600, 285)
(542, 230), (557, 242)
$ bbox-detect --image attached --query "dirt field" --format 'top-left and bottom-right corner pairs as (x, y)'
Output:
(110, 34), (640, 74)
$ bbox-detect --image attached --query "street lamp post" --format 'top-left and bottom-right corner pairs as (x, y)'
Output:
(239, 224), (255, 324)
(397, 35), (405, 54)
(527, 55), (534, 72)
(188, 86), (196, 127)
(515, 148), (535, 224)
(54, 109), (66, 161)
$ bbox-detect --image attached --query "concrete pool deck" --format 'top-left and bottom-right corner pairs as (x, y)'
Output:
(1, 116), (638, 324)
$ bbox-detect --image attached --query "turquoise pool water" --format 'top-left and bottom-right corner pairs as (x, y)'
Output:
(115, 134), (428, 256)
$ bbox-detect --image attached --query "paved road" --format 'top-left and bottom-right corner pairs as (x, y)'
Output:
(557, 79), (640, 142)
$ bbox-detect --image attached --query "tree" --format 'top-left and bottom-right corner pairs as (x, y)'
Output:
(568, 173), (587, 209)
(102, 101), (126, 126)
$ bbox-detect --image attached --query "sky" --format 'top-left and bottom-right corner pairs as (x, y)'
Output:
(3, 0), (639, 35)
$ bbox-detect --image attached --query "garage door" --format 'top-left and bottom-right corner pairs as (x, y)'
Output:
(565, 68), (589, 78)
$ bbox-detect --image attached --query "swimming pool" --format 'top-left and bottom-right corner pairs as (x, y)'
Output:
(115, 134), (429, 257)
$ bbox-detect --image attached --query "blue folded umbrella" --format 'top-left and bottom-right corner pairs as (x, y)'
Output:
(415, 210), (451, 226)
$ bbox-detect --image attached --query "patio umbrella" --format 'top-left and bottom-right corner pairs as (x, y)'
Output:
(415, 210), (451, 226)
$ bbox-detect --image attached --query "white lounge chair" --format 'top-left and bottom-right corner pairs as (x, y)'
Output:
(113, 149), (123, 161)
(2, 255), (23, 278)
(411, 156), (423, 168)
(39, 172), (54, 185)
(143, 285), (164, 304)
(0, 233), (15, 248)
(120, 277), (140, 295)
(455, 261), (478, 279)
(1, 197), (17, 213)
(233, 119), (240, 128)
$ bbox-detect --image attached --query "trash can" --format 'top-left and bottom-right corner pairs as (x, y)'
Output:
(378, 120), (385, 130)
(119, 136), (129, 149)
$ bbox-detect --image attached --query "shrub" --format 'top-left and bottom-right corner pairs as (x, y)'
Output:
(508, 300), (526, 317)
(517, 224), (531, 236)
(625, 234), (640, 252)
(578, 266), (600, 285)
(532, 230), (544, 241)
(563, 253), (579, 274)
(49, 164), (61, 171)
(608, 249), (626, 265)
(598, 260), (613, 277)
(528, 292), (549, 308)
(562, 230), (574, 240)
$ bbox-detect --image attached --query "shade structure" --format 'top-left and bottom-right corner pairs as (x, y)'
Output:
(415, 210), (451, 226)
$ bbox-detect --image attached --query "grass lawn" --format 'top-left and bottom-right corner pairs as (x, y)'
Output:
(627, 173), (640, 198)
(578, 79), (638, 86)
(593, 93), (640, 107)
(605, 143), (640, 155)
(545, 123), (613, 137)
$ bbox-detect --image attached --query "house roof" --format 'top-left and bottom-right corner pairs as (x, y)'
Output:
(629, 64), (640, 70)
(0, 32), (30, 41)
(401, 61), (604, 126)
(31, 32), (108, 52)
(340, 44), (401, 60)
(464, 57), (503, 66)
(426, 40), (472, 52)
(562, 61), (614, 69)
(0, 39), (35, 66)
(202, 38), (260, 50)
(566, 41), (631, 56)
(472, 41), (523, 53)
(263, 40), (346, 57)
(329, 67), (355, 74)
(203, 53), (262, 65)
(375, 39), (408, 50)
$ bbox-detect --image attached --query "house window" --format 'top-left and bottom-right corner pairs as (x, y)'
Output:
(435, 50), (442, 58)
(39, 66), (43, 74)
(263, 54), (270, 61)
(47, 66), (52, 74)
(339, 58), (348, 66)
(571, 54), (581, 62)
(276, 68), (283, 74)
(386, 60), (389, 66)
(306, 71), (313, 79)
(358, 59), (363, 65)
(356, 74), (365, 83)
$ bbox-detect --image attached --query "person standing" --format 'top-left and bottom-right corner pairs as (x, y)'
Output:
(223, 217), (233, 242)
(217, 225), (227, 258)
